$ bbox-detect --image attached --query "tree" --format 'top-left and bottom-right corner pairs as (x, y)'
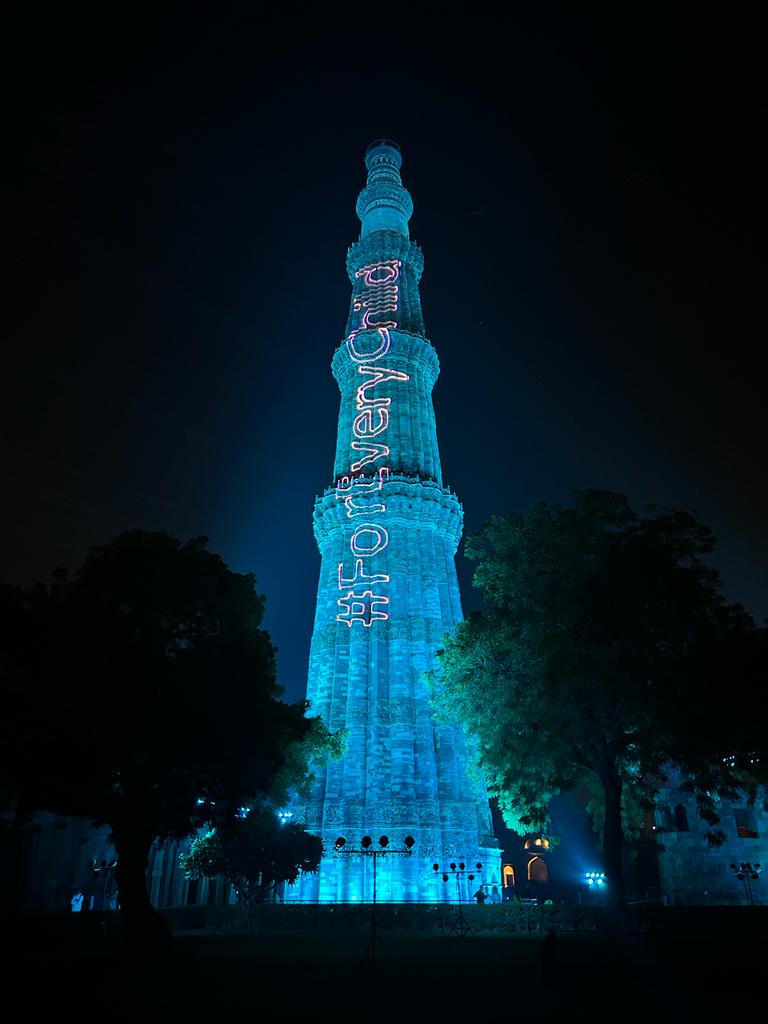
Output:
(0, 531), (337, 945)
(428, 491), (766, 919)
(179, 806), (322, 930)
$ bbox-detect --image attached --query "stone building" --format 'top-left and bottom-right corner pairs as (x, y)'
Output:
(654, 770), (766, 905)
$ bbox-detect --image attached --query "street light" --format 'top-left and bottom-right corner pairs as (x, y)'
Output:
(729, 862), (761, 905)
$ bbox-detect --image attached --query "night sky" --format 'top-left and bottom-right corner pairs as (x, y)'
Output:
(5, 9), (765, 704)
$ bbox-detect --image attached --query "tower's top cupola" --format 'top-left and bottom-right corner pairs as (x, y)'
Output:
(356, 139), (414, 239)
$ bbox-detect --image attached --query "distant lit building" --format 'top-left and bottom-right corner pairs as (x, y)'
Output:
(653, 770), (767, 905)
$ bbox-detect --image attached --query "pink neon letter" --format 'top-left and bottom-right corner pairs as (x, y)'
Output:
(347, 327), (391, 364)
(337, 591), (390, 627)
(353, 407), (389, 438)
(360, 311), (397, 332)
(351, 441), (389, 472)
(350, 523), (389, 557)
(356, 260), (401, 286)
(344, 497), (386, 518)
(335, 467), (389, 496)
(356, 365), (410, 409)
(338, 559), (390, 589)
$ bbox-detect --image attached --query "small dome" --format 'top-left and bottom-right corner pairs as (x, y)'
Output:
(366, 138), (401, 155)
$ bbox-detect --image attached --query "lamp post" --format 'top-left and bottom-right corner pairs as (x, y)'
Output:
(729, 862), (761, 905)
(333, 834), (415, 962)
(432, 861), (483, 937)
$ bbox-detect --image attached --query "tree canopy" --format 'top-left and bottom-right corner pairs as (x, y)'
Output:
(428, 491), (766, 913)
(180, 807), (323, 928)
(0, 530), (337, 942)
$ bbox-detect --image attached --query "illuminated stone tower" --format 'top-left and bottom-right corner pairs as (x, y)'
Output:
(292, 141), (500, 903)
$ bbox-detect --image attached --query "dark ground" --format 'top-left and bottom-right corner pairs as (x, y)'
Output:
(9, 909), (765, 1020)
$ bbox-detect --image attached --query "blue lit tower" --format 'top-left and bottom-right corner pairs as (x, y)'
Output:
(292, 141), (500, 902)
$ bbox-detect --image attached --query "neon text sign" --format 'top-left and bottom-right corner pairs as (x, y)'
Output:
(336, 262), (409, 627)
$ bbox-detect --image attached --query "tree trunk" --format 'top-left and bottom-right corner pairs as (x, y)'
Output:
(592, 733), (634, 933)
(111, 823), (171, 950)
(600, 768), (628, 912)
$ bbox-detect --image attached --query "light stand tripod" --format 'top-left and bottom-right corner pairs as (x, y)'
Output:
(433, 861), (483, 937)
(334, 834), (415, 963)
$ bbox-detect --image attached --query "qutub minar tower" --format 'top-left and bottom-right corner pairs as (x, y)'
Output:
(291, 140), (500, 903)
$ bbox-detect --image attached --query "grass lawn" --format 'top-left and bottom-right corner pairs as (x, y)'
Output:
(10, 912), (764, 1019)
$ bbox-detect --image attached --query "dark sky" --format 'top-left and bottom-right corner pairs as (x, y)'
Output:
(5, 9), (765, 703)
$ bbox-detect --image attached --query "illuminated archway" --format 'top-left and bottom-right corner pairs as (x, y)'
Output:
(527, 856), (548, 883)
